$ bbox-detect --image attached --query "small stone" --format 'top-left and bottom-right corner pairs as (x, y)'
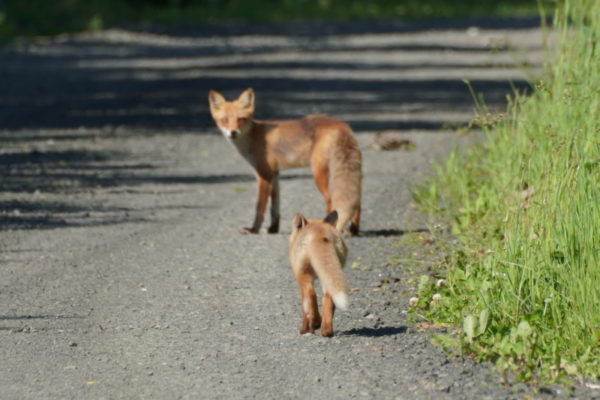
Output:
(467, 26), (480, 37)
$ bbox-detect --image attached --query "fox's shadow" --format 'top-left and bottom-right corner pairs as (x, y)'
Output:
(0, 314), (84, 331)
(341, 325), (407, 337)
(358, 228), (428, 237)
(262, 228), (428, 237)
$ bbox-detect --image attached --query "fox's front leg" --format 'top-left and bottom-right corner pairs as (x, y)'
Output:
(241, 175), (271, 234)
(267, 172), (280, 233)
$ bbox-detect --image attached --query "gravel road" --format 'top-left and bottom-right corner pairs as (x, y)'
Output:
(1, 18), (597, 400)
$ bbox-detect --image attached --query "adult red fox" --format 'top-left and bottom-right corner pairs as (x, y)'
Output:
(289, 211), (349, 337)
(208, 88), (362, 235)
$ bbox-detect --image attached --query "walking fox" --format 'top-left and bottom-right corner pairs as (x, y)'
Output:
(289, 211), (349, 337)
(208, 88), (362, 235)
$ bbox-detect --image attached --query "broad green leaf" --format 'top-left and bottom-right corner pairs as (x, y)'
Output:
(516, 321), (532, 339)
(463, 315), (477, 343)
(417, 275), (430, 294)
(478, 309), (490, 336)
(563, 363), (578, 375)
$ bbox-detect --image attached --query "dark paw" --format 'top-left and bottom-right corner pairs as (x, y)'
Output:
(348, 224), (359, 236)
(320, 328), (334, 337)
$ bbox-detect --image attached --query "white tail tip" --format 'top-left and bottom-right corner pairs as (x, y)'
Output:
(333, 292), (349, 311)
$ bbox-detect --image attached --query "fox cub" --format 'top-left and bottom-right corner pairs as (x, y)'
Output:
(289, 211), (349, 337)
(209, 88), (362, 235)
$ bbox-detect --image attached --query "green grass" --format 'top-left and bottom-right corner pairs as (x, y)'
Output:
(1, 0), (543, 37)
(413, 0), (600, 383)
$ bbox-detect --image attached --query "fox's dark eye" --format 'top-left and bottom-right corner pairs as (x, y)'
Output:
(220, 118), (228, 125)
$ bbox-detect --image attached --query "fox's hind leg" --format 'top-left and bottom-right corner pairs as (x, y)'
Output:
(320, 292), (336, 337)
(311, 158), (332, 214)
(349, 207), (360, 236)
(298, 272), (321, 334)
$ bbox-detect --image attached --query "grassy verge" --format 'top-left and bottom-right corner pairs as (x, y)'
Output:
(413, 0), (599, 383)
(0, 0), (542, 37)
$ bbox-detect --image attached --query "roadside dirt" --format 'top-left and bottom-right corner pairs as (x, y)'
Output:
(1, 18), (596, 400)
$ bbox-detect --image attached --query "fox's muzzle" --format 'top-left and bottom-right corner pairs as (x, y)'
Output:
(219, 126), (240, 139)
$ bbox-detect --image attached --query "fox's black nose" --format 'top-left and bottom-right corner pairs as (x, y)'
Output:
(231, 130), (240, 138)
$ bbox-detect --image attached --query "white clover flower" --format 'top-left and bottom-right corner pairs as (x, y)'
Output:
(431, 293), (442, 303)
(435, 279), (446, 288)
(408, 297), (419, 307)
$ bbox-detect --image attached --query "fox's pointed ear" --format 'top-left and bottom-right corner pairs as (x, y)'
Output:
(323, 210), (338, 226)
(208, 90), (226, 109)
(237, 88), (255, 111)
(292, 213), (307, 231)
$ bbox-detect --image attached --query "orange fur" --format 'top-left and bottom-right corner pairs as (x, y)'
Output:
(209, 88), (362, 235)
(289, 211), (349, 337)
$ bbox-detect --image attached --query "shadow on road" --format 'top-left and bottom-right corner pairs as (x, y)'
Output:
(0, 19), (540, 133)
(0, 314), (84, 320)
(0, 314), (86, 332)
(342, 325), (408, 337)
(359, 228), (429, 237)
(0, 145), (316, 230)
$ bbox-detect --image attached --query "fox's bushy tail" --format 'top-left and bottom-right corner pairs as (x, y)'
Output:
(308, 239), (349, 310)
(329, 131), (362, 232)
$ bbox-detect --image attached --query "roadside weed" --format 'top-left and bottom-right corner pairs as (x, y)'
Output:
(414, 0), (600, 383)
